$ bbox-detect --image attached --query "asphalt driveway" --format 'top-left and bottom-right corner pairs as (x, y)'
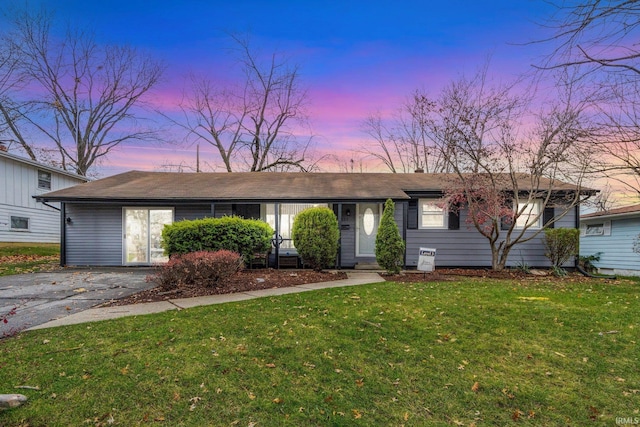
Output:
(0, 268), (156, 335)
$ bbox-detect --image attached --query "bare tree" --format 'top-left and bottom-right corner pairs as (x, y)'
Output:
(0, 7), (163, 176)
(361, 90), (451, 173)
(539, 1), (640, 197)
(541, 0), (640, 78)
(175, 35), (313, 172)
(432, 69), (595, 270)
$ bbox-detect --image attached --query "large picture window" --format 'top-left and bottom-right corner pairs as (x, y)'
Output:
(419, 199), (447, 229)
(515, 199), (542, 229)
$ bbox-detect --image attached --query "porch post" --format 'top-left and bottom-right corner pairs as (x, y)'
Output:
(336, 203), (342, 269)
(274, 202), (280, 269)
(402, 200), (408, 269)
(60, 202), (66, 267)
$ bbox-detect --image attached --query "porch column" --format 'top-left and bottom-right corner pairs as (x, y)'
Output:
(402, 201), (408, 269)
(60, 202), (66, 267)
(336, 202), (342, 269)
(274, 202), (280, 269)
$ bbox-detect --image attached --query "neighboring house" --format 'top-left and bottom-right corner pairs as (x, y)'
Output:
(37, 171), (584, 268)
(0, 149), (89, 243)
(580, 204), (640, 276)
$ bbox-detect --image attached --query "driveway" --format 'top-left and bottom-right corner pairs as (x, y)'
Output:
(0, 268), (156, 335)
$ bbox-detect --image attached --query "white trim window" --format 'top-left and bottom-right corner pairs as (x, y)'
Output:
(38, 170), (52, 190)
(419, 199), (447, 229)
(10, 216), (30, 231)
(581, 221), (611, 237)
(515, 199), (542, 229)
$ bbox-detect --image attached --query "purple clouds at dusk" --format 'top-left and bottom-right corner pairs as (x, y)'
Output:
(7, 0), (558, 176)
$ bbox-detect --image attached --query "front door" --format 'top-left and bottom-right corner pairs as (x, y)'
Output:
(356, 203), (380, 256)
(124, 208), (173, 264)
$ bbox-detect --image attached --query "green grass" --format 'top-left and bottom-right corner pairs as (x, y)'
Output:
(0, 242), (60, 276)
(1, 277), (638, 426)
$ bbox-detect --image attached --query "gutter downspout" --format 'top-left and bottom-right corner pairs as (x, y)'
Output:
(60, 203), (66, 266)
(402, 200), (408, 270)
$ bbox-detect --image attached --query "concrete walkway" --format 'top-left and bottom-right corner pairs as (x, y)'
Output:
(28, 272), (385, 331)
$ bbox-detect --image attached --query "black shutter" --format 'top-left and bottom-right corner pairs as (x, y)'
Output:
(501, 199), (513, 230)
(407, 199), (418, 229)
(448, 209), (460, 230)
(543, 206), (555, 228)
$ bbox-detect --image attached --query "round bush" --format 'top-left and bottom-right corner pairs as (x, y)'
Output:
(292, 207), (339, 271)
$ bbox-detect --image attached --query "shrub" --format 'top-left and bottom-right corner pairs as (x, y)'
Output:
(543, 228), (579, 268)
(292, 207), (339, 271)
(148, 250), (243, 290)
(375, 199), (405, 274)
(162, 216), (272, 265)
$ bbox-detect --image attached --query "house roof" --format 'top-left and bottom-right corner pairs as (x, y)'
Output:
(0, 150), (89, 182)
(37, 170), (588, 203)
(581, 203), (640, 220)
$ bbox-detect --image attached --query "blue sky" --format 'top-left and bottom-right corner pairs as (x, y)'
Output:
(25, 0), (558, 174)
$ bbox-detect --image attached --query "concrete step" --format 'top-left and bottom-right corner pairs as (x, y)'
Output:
(354, 262), (381, 270)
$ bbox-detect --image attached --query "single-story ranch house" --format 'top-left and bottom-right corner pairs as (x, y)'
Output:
(37, 171), (584, 269)
(580, 204), (640, 276)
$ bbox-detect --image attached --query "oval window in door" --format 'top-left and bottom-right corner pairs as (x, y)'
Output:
(363, 208), (375, 235)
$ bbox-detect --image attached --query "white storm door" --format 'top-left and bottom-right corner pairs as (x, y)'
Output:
(356, 203), (380, 256)
(124, 208), (173, 264)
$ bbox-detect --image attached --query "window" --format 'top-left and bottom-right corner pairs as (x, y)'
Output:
(10, 216), (29, 231)
(515, 199), (542, 229)
(582, 220), (611, 237)
(262, 203), (327, 249)
(585, 224), (604, 236)
(38, 170), (51, 190)
(419, 199), (447, 229)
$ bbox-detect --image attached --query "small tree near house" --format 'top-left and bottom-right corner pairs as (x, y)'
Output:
(375, 199), (405, 274)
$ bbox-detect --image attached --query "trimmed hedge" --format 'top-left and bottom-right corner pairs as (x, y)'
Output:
(148, 250), (243, 290)
(161, 216), (273, 264)
(292, 207), (339, 271)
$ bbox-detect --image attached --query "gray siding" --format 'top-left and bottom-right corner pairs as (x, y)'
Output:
(405, 205), (577, 268)
(214, 204), (233, 218)
(338, 204), (357, 267)
(580, 216), (640, 275)
(65, 204), (123, 266)
(175, 205), (212, 221)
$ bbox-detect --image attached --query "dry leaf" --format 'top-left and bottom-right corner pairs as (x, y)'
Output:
(355, 378), (364, 387)
(471, 382), (480, 392)
(352, 409), (362, 419)
(273, 397), (283, 404)
(512, 409), (523, 421)
(265, 363), (276, 368)
(248, 392), (256, 400)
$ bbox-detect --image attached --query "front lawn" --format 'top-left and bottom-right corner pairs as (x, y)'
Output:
(1, 276), (638, 426)
(0, 242), (60, 276)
